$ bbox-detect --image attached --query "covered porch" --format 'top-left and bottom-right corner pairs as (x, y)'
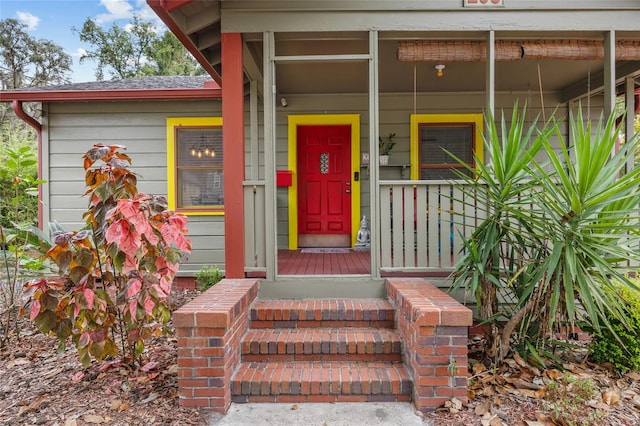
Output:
(150, 0), (640, 415)
(148, 1), (640, 282)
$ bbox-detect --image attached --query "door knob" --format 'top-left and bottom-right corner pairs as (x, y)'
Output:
(346, 189), (351, 194)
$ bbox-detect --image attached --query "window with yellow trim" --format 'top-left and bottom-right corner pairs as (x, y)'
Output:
(410, 114), (483, 180)
(166, 117), (224, 215)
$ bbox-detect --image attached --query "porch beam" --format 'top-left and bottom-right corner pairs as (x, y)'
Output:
(485, 31), (495, 119)
(273, 54), (371, 63)
(604, 31), (616, 118)
(222, 32), (245, 278)
(369, 30), (381, 279)
(263, 31), (277, 281)
(222, 10), (640, 33)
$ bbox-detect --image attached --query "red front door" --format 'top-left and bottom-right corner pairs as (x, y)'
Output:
(297, 125), (352, 248)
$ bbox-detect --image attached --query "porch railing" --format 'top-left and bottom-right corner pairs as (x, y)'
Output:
(243, 181), (267, 273)
(379, 180), (486, 273)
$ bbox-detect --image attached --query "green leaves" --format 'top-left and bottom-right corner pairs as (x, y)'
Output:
(73, 14), (203, 81)
(22, 144), (192, 368)
(453, 104), (640, 364)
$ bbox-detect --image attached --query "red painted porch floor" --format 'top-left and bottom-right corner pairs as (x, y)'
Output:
(278, 249), (370, 275)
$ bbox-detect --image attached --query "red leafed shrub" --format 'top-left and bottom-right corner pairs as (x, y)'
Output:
(22, 144), (192, 367)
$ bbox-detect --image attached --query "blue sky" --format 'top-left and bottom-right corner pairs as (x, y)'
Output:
(0, 0), (167, 83)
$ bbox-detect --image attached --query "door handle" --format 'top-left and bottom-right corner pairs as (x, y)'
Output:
(346, 182), (351, 186)
(346, 189), (351, 194)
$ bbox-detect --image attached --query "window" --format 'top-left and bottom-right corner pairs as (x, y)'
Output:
(410, 114), (483, 180)
(166, 117), (224, 215)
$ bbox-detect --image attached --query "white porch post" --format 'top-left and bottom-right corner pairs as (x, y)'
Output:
(604, 30), (616, 118)
(486, 30), (495, 118)
(369, 30), (381, 279)
(263, 31), (277, 281)
(626, 77), (636, 173)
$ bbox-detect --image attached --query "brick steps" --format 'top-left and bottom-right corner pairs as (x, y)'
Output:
(242, 327), (402, 362)
(174, 278), (473, 413)
(230, 361), (412, 403)
(249, 298), (395, 328)
(231, 298), (410, 403)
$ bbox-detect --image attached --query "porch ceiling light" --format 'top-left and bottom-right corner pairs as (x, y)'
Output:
(435, 64), (445, 77)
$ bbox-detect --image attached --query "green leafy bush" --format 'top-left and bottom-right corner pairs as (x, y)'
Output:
(1, 146), (48, 349)
(588, 284), (640, 373)
(22, 145), (192, 367)
(195, 266), (224, 291)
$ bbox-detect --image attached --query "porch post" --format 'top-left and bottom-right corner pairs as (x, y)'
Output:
(603, 30), (616, 118)
(626, 77), (636, 173)
(222, 32), (245, 278)
(485, 30), (495, 118)
(369, 30), (381, 278)
(263, 32), (277, 281)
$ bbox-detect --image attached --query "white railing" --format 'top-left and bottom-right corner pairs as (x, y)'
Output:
(243, 181), (267, 273)
(379, 180), (486, 272)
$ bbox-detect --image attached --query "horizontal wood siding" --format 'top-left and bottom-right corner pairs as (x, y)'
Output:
(46, 100), (223, 276)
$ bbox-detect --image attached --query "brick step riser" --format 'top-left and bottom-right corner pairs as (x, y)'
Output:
(243, 353), (403, 362)
(241, 334), (402, 359)
(250, 320), (395, 329)
(231, 394), (412, 404)
(230, 361), (412, 401)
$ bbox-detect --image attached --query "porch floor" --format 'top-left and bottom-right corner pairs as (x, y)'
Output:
(278, 249), (370, 275)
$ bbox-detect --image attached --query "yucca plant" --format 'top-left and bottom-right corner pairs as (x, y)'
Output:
(451, 104), (554, 359)
(513, 108), (640, 359)
(453, 104), (640, 364)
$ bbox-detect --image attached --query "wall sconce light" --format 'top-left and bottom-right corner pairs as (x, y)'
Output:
(435, 64), (445, 77)
(280, 97), (288, 107)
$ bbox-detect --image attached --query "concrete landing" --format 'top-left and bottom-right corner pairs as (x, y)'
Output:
(208, 402), (428, 426)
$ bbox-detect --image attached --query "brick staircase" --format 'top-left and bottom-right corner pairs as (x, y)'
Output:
(230, 299), (412, 403)
(173, 278), (472, 414)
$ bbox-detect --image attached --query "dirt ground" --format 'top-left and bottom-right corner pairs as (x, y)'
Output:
(1, 289), (639, 426)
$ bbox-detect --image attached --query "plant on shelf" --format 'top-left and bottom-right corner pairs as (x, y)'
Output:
(378, 132), (396, 165)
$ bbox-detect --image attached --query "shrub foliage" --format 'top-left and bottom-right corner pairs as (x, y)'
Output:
(22, 145), (191, 367)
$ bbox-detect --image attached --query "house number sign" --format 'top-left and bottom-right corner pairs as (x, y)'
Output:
(464, 0), (504, 6)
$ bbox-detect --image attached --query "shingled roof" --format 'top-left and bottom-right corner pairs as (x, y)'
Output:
(0, 75), (221, 102)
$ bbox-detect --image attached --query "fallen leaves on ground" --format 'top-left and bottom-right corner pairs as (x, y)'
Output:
(430, 345), (640, 426)
(0, 290), (204, 426)
(3, 289), (640, 426)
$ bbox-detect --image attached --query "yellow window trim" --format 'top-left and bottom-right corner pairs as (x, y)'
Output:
(287, 114), (361, 250)
(410, 113), (484, 180)
(166, 117), (224, 216)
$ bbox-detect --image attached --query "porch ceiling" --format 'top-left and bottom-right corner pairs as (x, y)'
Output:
(150, 1), (640, 100)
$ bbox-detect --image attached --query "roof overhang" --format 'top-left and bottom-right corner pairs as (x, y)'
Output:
(147, 0), (223, 85)
(0, 87), (222, 103)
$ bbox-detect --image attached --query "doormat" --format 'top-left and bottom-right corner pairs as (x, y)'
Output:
(300, 248), (350, 254)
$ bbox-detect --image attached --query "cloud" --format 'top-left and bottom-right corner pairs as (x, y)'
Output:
(94, 0), (133, 24)
(94, 0), (163, 26)
(16, 11), (40, 30)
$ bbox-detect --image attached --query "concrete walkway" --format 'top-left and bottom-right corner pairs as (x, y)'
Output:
(208, 402), (429, 426)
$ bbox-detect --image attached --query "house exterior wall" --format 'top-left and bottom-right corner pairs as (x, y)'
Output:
(43, 99), (223, 276)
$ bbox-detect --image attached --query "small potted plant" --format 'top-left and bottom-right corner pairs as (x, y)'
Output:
(378, 132), (396, 165)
